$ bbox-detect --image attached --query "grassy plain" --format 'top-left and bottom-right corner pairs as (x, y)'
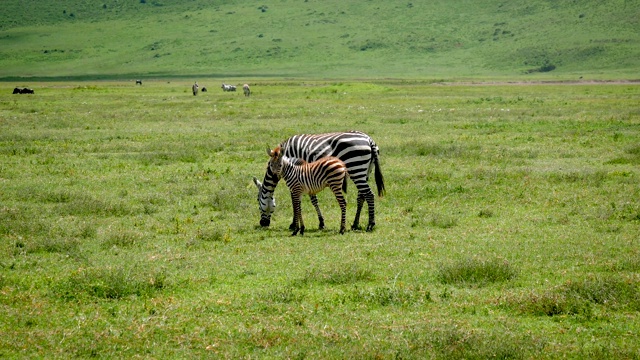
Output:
(1, 80), (639, 358)
(1, 0), (639, 79)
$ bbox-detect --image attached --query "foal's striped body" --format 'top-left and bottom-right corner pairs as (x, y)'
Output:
(268, 146), (348, 235)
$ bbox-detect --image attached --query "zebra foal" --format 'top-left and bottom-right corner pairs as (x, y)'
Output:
(267, 145), (348, 235)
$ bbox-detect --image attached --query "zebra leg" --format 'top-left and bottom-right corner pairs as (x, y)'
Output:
(331, 184), (347, 234)
(291, 192), (303, 236)
(338, 196), (347, 235)
(309, 195), (325, 229)
(351, 193), (365, 230)
(364, 191), (376, 231)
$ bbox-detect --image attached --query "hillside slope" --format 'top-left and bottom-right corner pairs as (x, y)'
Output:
(1, 0), (638, 79)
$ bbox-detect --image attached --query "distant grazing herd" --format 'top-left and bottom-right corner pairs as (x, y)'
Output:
(191, 82), (251, 96)
(10, 81), (253, 97)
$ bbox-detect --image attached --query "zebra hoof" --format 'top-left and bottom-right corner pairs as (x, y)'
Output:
(351, 223), (362, 231)
(291, 228), (299, 236)
(366, 223), (375, 232)
(318, 219), (325, 230)
(289, 222), (297, 231)
(339, 227), (346, 234)
(300, 226), (305, 235)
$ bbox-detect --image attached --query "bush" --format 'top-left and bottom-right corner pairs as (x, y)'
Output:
(293, 263), (373, 286)
(259, 287), (304, 304)
(348, 285), (431, 307)
(406, 323), (545, 359)
(506, 275), (640, 316)
(437, 258), (517, 287)
(53, 267), (167, 300)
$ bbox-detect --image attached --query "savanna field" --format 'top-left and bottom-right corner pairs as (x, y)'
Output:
(1, 80), (639, 358)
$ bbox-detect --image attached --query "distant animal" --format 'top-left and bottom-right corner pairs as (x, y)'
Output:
(243, 83), (251, 97)
(192, 82), (199, 96)
(266, 145), (349, 235)
(254, 131), (384, 231)
(16, 88), (34, 94)
(201, 87), (207, 92)
(221, 83), (236, 92)
(135, 80), (142, 85)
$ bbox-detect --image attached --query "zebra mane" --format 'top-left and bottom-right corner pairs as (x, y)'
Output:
(288, 157), (306, 166)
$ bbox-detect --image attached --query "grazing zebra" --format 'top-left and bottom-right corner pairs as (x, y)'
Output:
(135, 80), (142, 85)
(253, 131), (385, 232)
(221, 83), (236, 92)
(267, 146), (348, 235)
(192, 82), (199, 96)
(243, 83), (251, 97)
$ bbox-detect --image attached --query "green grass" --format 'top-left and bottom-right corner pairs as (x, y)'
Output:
(1, 80), (640, 358)
(0, 0), (639, 79)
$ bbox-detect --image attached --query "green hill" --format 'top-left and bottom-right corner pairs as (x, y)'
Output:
(1, 0), (638, 79)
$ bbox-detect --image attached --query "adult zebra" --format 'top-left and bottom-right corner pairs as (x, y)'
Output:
(267, 146), (348, 235)
(253, 131), (385, 231)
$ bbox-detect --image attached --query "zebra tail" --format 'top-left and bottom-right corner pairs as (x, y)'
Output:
(373, 150), (385, 197)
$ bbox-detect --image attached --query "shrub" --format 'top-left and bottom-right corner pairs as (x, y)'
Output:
(565, 276), (640, 310)
(428, 214), (458, 229)
(506, 275), (640, 316)
(348, 285), (431, 307)
(25, 237), (80, 255)
(53, 267), (166, 300)
(100, 229), (145, 248)
(195, 227), (226, 242)
(510, 289), (593, 317)
(259, 287), (304, 304)
(437, 258), (517, 287)
(293, 263), (373, 287)
(406, 323), (545, 359)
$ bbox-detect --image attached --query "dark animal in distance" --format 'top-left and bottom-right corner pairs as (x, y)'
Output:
(135, 80), (142, 85)
(201, 87), (207, 92)
(13, 87), (34, 94)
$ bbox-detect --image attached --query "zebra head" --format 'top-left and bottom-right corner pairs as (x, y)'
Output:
(267, 146), (284, 176)
(253, 175), (276, 227)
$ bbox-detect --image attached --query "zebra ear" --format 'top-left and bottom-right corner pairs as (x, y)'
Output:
(266, 147), (274, 157)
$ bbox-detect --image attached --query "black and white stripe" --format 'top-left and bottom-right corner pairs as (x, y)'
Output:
(268, 146), (348, 235)
(254, 131), (385, 231)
